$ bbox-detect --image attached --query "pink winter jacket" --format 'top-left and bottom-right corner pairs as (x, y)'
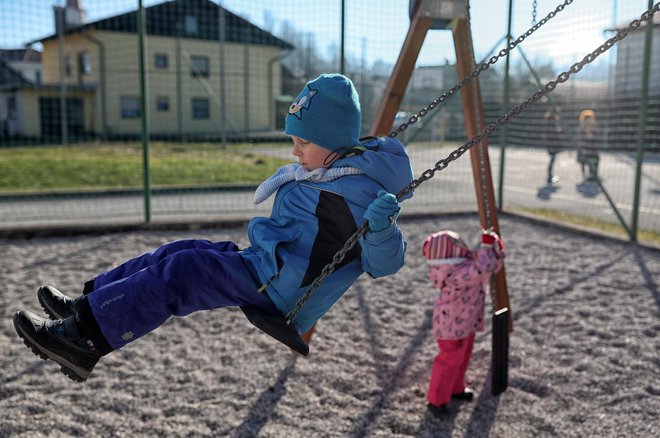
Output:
(423, 232), (504, 340)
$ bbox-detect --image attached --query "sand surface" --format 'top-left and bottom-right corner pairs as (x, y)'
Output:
(1, 215), (658, 437)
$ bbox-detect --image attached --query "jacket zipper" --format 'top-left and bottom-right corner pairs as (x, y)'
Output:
(257, 271), (280, 293)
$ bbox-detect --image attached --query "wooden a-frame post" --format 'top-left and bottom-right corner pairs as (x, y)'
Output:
(369, 0), (512, 331)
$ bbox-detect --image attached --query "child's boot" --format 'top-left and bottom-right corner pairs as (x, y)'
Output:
(13, 310), (101, 382)
(37, 285), (80, 320)
(427, 403), (449, 418)
(451, 387), (475, 401)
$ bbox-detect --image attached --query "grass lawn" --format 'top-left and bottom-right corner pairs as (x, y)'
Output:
(515, 206), (660, 245)
(0, 141), (291, 193)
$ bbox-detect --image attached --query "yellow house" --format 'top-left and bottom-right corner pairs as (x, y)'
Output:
(26, 0), (292, 140)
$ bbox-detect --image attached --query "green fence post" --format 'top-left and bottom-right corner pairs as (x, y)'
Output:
(219, 5), (227, 148)
(340, 0), (346, 75)
(138, 0), (151, 223)
(55, 6), (68, 145)
(630, 0), (654, 242)
(497, 0), (514, 210)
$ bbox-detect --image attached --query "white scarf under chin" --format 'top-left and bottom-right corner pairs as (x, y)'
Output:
(253, 163), (364, 204)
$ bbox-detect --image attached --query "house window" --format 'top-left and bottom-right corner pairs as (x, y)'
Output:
(192, 98), (209, 119)
(78, 51), (91, 75)
(156, 96), (169, 112)
(184, 15), (198, 35)
(154, 53), (168, 69)
(120, 96), (140, 119)
(190, 56), (209, 77)
(7, 96), (16, 119)
(65, 54), (73, 77)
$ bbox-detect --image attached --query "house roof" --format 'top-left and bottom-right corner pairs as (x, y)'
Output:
(0, 48), (42, 63)
(0, 58), (33, 88)
(30, 0), (293, 49)
(606, 11), (660, 32)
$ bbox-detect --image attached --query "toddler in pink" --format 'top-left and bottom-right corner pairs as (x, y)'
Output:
(422, 229), (504, 416)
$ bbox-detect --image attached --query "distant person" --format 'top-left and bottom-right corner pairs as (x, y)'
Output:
(12, 73), (414, 382)
(543, 107), (564, 185)
(421, 229), (505, 417)
(577, 109), (599, 182)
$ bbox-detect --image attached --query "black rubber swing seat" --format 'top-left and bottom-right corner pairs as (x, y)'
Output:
(240, 305), (309, 356)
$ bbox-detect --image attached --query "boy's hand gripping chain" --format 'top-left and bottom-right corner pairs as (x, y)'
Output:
(285, 2), (660, 325)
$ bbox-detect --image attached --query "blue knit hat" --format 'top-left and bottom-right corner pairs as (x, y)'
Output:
(285, 74), (361, 151)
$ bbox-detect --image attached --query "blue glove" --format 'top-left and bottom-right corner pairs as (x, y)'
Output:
(364, 190), (401, 232)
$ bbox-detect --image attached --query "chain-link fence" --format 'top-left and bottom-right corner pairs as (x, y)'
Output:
(0, 0), (658, 244)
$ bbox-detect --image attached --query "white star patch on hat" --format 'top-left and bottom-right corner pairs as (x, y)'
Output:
(288, 84), (318, 120)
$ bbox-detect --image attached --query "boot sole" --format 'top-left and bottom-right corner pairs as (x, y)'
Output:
(13, 314), (91, 382)
(37, 286), (70, 320)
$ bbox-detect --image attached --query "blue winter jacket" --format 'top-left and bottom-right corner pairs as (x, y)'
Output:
(241, 136), (414, 334)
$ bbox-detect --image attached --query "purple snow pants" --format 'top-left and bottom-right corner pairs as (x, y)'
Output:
(84, 239), (276, 350)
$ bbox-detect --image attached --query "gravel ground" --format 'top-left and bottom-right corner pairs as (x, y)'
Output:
(1, 214), (658, 437)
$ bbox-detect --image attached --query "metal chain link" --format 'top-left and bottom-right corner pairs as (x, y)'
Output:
(389, 0), (574, 139)
(533, 0), (538, 26)
(285, 2), (660, 325)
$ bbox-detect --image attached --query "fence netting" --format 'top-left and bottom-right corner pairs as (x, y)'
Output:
(0, 0), (658, 244)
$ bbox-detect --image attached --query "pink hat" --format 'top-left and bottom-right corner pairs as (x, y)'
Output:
(422, 230), (472, 260)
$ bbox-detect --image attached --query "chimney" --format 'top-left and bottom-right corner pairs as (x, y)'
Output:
(54, 0), (87, 33)
(65, 0), (87, 29)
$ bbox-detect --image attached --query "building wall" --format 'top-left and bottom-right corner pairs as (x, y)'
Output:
(42, 30), (284, 137)
(147, 33), (282, 135)
(614, 26), (660, 95)
(409, 65), (448, 91)
(41, 35), (99, 86)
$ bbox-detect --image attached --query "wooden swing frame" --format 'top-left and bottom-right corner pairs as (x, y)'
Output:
(369, 0), (512, 333)
(367, 0), (513, 394)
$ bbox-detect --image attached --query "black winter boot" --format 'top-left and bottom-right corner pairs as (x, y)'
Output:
(13, 310), (101, 382)
(427, 403), (449, 418)
(451, 387), (475, 401)
(37, 285), (80, 320)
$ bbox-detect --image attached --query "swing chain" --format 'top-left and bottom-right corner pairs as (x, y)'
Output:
(285, 2), (660, 325)
(389, 0), (574, 139)
(532, 0), (538, 26)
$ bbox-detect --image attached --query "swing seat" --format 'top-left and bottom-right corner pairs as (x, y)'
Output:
(240, 305), (309, 356)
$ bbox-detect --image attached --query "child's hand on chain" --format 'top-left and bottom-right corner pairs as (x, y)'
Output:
(481, 228), (504, 257)
(364, 191), (401, 232)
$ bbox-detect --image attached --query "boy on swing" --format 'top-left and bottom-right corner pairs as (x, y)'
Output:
(13, 73), (414, 382)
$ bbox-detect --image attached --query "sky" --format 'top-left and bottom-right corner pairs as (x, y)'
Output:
(0, 0), (652, 71)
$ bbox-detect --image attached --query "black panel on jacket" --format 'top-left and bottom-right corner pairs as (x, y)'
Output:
(301, 191), (361, 288)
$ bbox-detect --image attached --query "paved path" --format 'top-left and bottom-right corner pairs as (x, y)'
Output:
(1, 147), (659, 235)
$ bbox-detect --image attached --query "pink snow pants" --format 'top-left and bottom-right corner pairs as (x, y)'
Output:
(426, 334), (475, 406)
